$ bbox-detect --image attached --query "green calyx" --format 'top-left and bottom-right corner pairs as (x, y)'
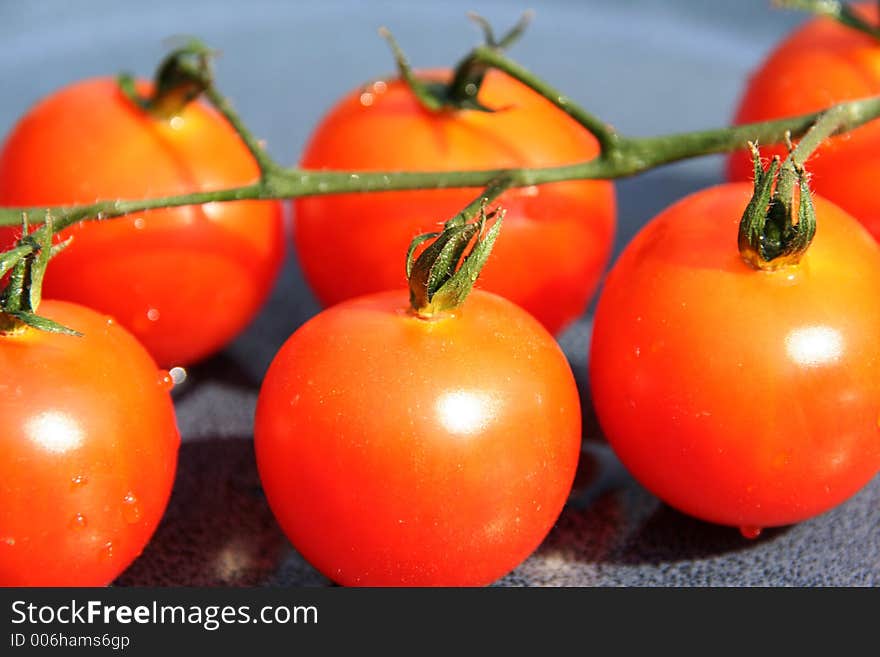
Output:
(407, 198), (504, 318)
(738, 141), (816, 271)
(776, 0), (880, 42)
(118, 38), (215, 119)
(379, 11), (533, 113)
(0, 213), (80, 336)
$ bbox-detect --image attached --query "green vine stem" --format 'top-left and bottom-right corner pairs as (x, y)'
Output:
(2, 44), (880, 234)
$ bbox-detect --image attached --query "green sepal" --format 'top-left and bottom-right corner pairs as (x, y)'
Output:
(26, 219), (54, 312)
(408, 222), (480, 311)
(428, 210), (504, 312)
(0, 245), (31, 280)
(405, 231), (440, 279)
(407, 201), (504, 317)
(738, 142), (817, 270)
(2, 311), (82, 337)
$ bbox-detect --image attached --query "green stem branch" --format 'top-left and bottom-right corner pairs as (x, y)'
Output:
(3, 48), (880, 230)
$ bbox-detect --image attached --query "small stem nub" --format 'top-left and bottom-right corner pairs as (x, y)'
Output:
(119, 38), (215, 119)
(407, 182), (510, 317)
(738, 141), (816, 271)
(775, 0), (880, 42)
(380, 12), (534, 113)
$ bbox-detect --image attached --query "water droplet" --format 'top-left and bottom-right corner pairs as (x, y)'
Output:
(349, 174), (360, 181)
(133, 217), (145, 230)
(372, 80), (387, 94)
(464, 82), (478, 96)
(2, 537), (15, 547)
(71, 513), (87, 529)
(359, 92), (374, 107)
(146, 308), (160, 322)
(157, 371), (173, 391)
(169, 116), (184, 130)
(71, 474), (88, 488)
(169, 366), (187, 386)
(317, 182), (329, 192)
(103, 541), (114, 559)
(105, 317), (115, 327)
(122, 493), (141, 524)
(740, 526), (762, 540)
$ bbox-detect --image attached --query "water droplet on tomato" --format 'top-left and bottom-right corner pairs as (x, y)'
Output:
(122, 493), (141, 524)
(157, 371), (173, 391)
(359, 92), (374, 106)
(71, 513), (87, 529)
(2, 537), (15, 547)
(169, 116), (184, 130)
(372, 80), (387, 94)
(71, 474), (88, 488)
(169, 366), (187, 386)
(740, 526), (762, 540)
(103, 541), (114, 559)
(133, 217), (145, 230)
(146, 308), (160, 322)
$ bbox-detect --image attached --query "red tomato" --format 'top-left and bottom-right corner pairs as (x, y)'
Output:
(728, 3), (880, 239)
(294, 70), (615, 335)
(0, 78), (285, 367)
(255, 289), (581, 586)
(589, 184), (880, 531)
(0, 301), (179, 586)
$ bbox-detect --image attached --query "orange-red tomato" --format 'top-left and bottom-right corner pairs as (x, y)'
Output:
(255, 289), (581, 586)
(728, 3), (880, 239)
(294, 70), (615, 335)
(0, 301), (179, 586)
(0, 78), (285, 367)
(590, 184), (880, 532)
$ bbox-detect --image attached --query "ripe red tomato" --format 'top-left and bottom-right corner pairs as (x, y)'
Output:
(294, 70), (615, 335)
(0, 301), (180, 586)
(255, 289), (581, 585)
(728, 3), (880, 239)
(0, 78), (285, 368)
(589, 184), (880, 532)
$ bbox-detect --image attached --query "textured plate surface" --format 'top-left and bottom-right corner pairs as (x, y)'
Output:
(2, 0), (877, 586)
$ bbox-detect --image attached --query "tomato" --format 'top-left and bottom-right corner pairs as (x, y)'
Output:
(0, 78), (285, 368)
(589, 184), (880, 531)
(254, 289), (581, 586)
(0, 301), (179, 586)
(728, 3), (880, 240)
(294, 70), (615, 335)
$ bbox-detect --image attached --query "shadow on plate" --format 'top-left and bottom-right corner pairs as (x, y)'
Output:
(115, 436), (326, 587)
(536, 441), (787, 568)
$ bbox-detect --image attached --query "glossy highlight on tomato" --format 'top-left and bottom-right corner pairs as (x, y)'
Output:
(0, 301), (180, 586)
(590, 184), (880, 531)
(728, 3), (880, 240)
(0, 78), (285, 367)
(255, 289), (581, 586)
(294, 70), (615, 334)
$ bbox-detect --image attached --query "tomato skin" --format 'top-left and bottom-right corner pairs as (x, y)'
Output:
(0, 301), (180, 586)
(589, 184), (880, 529)
(728, 3), (880, 240)
(0, 78), (285, 368)
(294, 70), (615, 335)
(255, 289), (581, 586)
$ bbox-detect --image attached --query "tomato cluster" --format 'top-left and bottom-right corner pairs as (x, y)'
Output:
(1, 5), (879, 587)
